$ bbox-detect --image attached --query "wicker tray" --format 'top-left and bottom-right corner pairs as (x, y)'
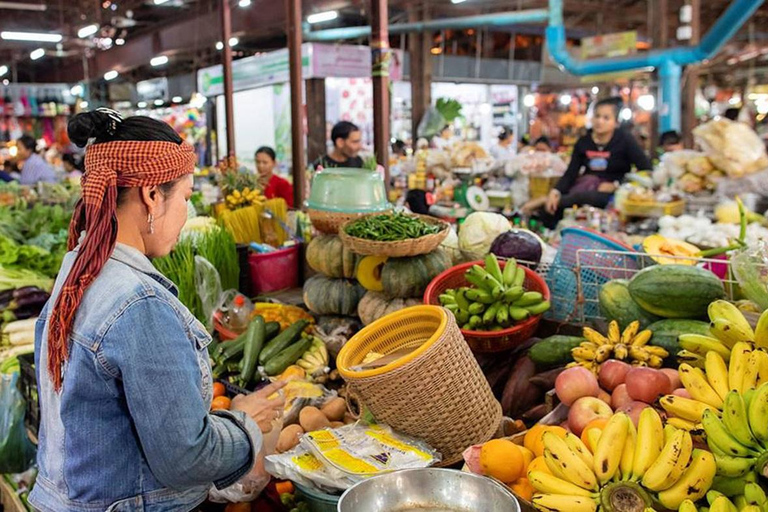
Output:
(339, 214), (450, 257)
(308, 208), (391, 235)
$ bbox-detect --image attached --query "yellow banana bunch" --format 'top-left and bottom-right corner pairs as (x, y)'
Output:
(570, 321), (667, 373)
(296, 337), (329, 377)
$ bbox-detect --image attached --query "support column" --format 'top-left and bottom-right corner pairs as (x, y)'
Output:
(371, 0), (390, 183)
(286, 0), (305, 208)
(306, 78), (327, 165)
(681, 0), (700, 147)
(220, 0), (235, 157)
(409, 4), (431, 144)
(649, 0), (668, 153)
(659, 60), (682, 133)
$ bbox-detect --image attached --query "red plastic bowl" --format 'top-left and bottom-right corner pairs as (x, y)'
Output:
(424, 260), (550, 353)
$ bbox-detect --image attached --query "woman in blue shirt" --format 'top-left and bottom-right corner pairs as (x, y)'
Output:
(16, 135), (57, 185)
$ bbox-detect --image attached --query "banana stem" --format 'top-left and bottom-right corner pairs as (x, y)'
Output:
(697, 197), (749, 259)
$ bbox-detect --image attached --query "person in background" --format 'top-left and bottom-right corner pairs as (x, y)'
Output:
(62, 153), (83, 179)
(490, 127), (515, 161)
(0, 161), (15, 182)
(312, 121), (364, 170)
(391, 139), (408, 158)
(256, 146), (294, 208)
(534, 136), (553, 153)
(659, 131), (684, 153)
(542, 98), (652, 228)
(432, 125), (454, 150)
(518, 134), (532, 153)
(16, 134), (57, 185)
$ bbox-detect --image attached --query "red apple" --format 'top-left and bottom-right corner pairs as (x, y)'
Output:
(619, 401), (651, 428)
(672, 388), (692, 399)
(660, 369), (681, 392)
(568, 396), (613, 436)
(598, 360), (631, 391)
(626, 367), (671, 404)
(597, 389), (612, 407)
(555, 366), (600, 406)
(611, 384), (633, 410)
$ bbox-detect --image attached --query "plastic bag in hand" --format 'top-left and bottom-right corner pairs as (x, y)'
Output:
(0, 372), (36, 473)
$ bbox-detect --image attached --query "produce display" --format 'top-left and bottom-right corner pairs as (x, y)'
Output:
(437, 255), (550, 331)
(569, 320), (669, 372)
(344, 212), (442, 241)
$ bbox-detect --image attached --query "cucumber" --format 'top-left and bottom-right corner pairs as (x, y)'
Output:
(259, 319), (309, 365)
(265, 321), (280, 339)
(240, 316), (266, 382)
(218, 320), (280, 361)
(528, 335), (586, 368)
(264, 337), (312, 376)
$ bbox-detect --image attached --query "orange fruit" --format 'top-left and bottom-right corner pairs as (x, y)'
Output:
(480, 439), (525, 484)
(518, 445), (535, 474)
(524, 425), (567, 457)
(213, 382), (226, 398)
(526, 456), (551, 479)
(211, 396), (231, 411)
(580, 417), (609, 451)
(508, 477), (534, 502)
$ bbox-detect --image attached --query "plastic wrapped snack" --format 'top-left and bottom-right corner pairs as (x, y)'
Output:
(694, 119), (768, 178)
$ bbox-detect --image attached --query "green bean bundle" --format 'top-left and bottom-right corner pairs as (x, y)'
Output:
(344, 213), (441, 242)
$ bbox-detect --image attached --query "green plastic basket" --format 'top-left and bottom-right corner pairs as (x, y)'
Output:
(294, 481), (340, 512)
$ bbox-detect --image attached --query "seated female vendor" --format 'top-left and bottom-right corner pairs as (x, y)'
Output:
(541, 98), (652, 228)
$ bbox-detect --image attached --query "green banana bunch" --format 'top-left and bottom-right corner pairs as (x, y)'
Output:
(296, 337), (329, 376)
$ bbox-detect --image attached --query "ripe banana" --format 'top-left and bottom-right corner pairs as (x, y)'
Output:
(741, 505), (762, 512)
(642, 429), (692, 492)
(743, 351), (762, 394)
(729, 342), (754, 392)
(679, 334), (732, 361)
(657, 449), (717, 510)
(722, 390), (761, 451)
(678, 499), (699, 512)
(621, 320), (640, 345)
(632, 407), (664, 482)
(748, 382), (768, 447)
(645, 345), (669, 358)
(712, 319), (755, 350)
(713, 452), (756, 477)
(744, 481), (768, 508)
(678, 350), (707, 369)
(648, 355), (664, 368)
(666, 417), (701, 432)
(753, 349), (768, 387)
(680, 363), (725, 409)
(710, 495), (739, 512)
(709, 300), (755, 342)
(564, 432), (594, 469)
(583, 327), (610, 346)
(593, 412), (629, 483)
(706, 351), (731, 401)
(660, 394), (717, 423)
(573, 347), (596, 361)
(595, 344), (612, 363)
(702, 409), (757, 458)
(631, 329), (652, 347)
(527, 471), (596, 499)
(755, 309), (768, 349)
(608, 320), (621, 344)
(543, 448), (572, 482)
(629, 346), (651, 362)
(619, 419), (636, 481)
(614, 344), (629, 360)
(543, 432), (599, 491)
(531, 494), (597, 512)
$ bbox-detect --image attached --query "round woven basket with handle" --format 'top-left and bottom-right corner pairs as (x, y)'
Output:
(336, 305), (502, 466)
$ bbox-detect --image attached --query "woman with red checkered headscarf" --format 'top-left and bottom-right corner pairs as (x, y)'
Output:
(30, 110), (283, 512)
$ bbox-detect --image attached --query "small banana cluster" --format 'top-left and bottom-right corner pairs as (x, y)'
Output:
(662, 340), (768, 431)
(296, 337), (329, 376)
(678, 301), (768, 368)
(530, 408), (716, 512)
(699, 383), (768, 484)
(569, 320), (668, 373)
(225, 187), (264, 209)
(679, 483), (768, 512)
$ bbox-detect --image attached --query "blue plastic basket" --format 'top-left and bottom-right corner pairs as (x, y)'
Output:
(546, 228), (639, 322)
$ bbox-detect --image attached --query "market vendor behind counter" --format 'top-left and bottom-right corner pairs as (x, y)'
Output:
(541, 98), (652, 228)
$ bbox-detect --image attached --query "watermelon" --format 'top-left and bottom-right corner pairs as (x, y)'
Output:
(599, 279), (660, 330)
(628, 265), (725, 319)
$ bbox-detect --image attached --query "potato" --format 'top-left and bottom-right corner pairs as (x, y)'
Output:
(299, 406), (331, 432)
(321, 397), (347, 422)
(343, 412), (357, 425)
(276, 424), (304, 453)
(330, 421), (344, 428)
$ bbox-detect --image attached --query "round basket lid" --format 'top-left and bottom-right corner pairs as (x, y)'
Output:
(466, 186), (490, 211)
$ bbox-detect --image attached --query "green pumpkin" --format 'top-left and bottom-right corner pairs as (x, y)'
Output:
(303, 275), (366, 316)
(381, 249), (452, 299)
(306, 235), (360, 279)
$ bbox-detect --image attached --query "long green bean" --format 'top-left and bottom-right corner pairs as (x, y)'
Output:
(345, 213), (441, 242)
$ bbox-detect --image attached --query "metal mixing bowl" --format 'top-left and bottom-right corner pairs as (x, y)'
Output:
(337, 468), (520, 512)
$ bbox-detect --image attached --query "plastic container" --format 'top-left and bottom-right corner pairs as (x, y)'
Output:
(248, 245), (300, 294)
(228, 295), (251, 331)
(305, 168), (391, 213)
(294, 481), (340, 512)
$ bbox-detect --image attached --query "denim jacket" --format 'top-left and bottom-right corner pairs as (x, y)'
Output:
(29, 243), (262, 512)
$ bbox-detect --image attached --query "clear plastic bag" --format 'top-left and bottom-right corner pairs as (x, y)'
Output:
(417, 107), (447, 139)
(0, 372), (36, 474)
(731, 241), (768, 311)
(194, 256), (222, 331)
(694, 119), (768, 178)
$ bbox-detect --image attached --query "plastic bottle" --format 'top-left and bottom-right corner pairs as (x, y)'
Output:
(227, 294), (252, 332)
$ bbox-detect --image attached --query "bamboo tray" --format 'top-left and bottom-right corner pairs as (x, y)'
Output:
(339, 214), (450, 257)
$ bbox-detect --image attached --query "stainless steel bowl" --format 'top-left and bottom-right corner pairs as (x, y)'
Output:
(337, 468), (520, 512)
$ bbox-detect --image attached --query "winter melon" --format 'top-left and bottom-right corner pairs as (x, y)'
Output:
(628, 265), (725, 318)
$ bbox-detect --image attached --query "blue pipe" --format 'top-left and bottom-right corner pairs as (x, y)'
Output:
(547, 0), (764, 131)
(304, 9), (549, 41)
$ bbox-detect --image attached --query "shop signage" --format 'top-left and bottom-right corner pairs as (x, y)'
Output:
(581, 31), (637, 59)
(137, 77), (168, 101)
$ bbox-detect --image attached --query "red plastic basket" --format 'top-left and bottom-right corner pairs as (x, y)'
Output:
(424, 260), (550, 353)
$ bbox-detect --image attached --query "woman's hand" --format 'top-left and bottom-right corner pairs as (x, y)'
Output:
(598, 182), (618, 193)
(545, 189), (561, 215)
(231, 381), (287, 433)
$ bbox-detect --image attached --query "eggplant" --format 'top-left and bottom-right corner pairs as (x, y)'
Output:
(12, 291), (50, 309)
(12, 286), (45, 299)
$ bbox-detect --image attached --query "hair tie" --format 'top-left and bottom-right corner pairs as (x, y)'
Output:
(96, 107), (123, 135)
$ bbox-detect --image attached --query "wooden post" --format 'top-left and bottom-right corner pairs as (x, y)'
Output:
(681, 0), (700, 148)
(649, 0), (668, 154)
(306, 78), (327, 165)
(409, 4), (431, 145)
(371, 0), (390, 183)
(286, 0), (305, 208)
(220, 0), (235, 157)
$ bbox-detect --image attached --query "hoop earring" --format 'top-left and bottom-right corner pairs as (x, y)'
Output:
(147, 213), (155, 234)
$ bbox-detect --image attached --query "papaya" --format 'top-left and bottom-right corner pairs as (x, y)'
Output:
(646, 319), (711, 356)
(628, 265), (725, 318)
(642, 234), (700, 266)
(599, 279), (660, 330)
(528, 335), (585, 368)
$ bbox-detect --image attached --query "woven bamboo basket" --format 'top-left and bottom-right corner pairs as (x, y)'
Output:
(528, 176), (560, 200)
(307, 209), (373, 234)
(339, 214), (450, 257)
(337, 306), (502, 466)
